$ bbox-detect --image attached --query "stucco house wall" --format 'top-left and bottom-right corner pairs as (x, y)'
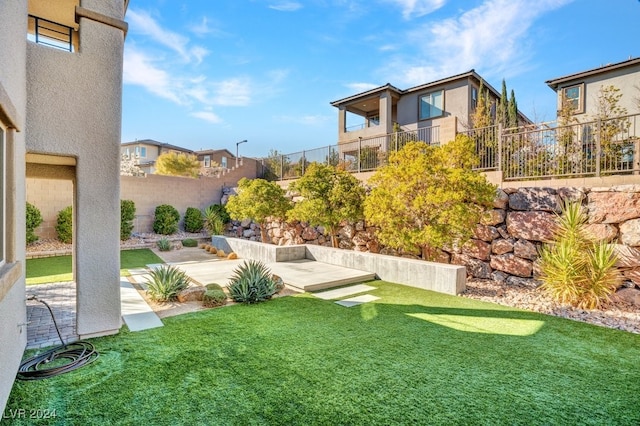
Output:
(25, 0), (126, 339)
(0, 0), (28, 412)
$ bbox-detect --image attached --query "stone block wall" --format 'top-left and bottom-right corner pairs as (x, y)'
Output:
(226, 185), (640, 287)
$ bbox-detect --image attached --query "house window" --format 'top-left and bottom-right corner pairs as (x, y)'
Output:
(419, 90), (444, 120)
(0, 125), (5, 266)
(135, 146), (147, 158)
(471, 87), (478, 110)
(562, 84), (584, 114)
(125, 147), (130, 157)
(204, 155), (211, 168)
(221, 156), (227, 168)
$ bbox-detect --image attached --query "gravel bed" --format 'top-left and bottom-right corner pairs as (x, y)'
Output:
(462, 279), (640, 334)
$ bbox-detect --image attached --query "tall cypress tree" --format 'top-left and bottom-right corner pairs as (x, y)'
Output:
(496, 79), (508, 128)
(471, 79), (492, 129)
(508, 89), (518, 128)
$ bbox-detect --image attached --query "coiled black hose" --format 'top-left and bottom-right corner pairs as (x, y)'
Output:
(17, 296), (99, 380)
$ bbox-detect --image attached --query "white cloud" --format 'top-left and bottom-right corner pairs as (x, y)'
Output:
(127, 9), (208, 63)
(191, 17), (211, 36)
(381, 0), (447, 19)
(346, 82), (381, 93)
(123, 47), (184, 104)
(268, 2), (303, 12)
(211, 78), (253, 106)
(383, 0), (574, 86)
(191, 111), (222, 123)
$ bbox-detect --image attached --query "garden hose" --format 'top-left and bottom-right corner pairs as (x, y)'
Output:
(17, 296), (99, 380)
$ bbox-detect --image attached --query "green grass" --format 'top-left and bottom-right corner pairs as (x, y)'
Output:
(26, 249), (164, 285)
(6, 281), (640, 425)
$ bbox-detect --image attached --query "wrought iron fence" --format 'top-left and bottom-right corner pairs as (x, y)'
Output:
(260, 113), (640, 181)
(28, 15), (74, 52)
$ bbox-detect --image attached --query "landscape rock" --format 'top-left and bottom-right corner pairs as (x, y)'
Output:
(451, 253), (492, 279)
(587, 191), (640, 224)
(240, 218), (252, 228)
(611, 288), (640, 307)
(301, 226), (319, 241)
(492, 238), (514, 255)
(513, 239), (538, 260)
(177, 286), (206, 303)
(474, 224), (501, 242)
(508, 187), (561, 212)
(506, 211), (557, 242)
(505, 276), (540, 288)
(584, 223), (618, 242)
(490, 254), (533, 277)
(619, 219), (640, 246)
(612, 244), (640, 268)
(461, 239), (491, 261)
(557, 187), (586, 204)
(481, 209), (506, 226)
(493, 189), (509, 209)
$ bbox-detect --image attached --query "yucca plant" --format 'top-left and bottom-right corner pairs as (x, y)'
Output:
(538, 201), (621, 309)
(227, 260), (277, 304)
(203, 206), (225, 236)
(145, 265), (190, 302)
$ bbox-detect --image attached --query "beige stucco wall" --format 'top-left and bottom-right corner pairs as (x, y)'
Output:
(0, 0), (28, 412)
(25, 0), (125, 338)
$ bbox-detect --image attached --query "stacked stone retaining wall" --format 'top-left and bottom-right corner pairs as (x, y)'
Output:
(226, 185), (640, 287)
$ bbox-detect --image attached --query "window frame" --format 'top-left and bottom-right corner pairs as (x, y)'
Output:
(418, 90), (444, 121)
(562, 83), (585, 114)
(221, 156), (227, 169)
(204, 155), (211, 168)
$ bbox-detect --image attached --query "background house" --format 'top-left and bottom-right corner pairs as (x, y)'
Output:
(121, 139), (194, 174)
(195, 148), (234, 176)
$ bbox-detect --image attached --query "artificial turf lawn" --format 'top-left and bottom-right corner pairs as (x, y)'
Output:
(25, 249), (164, 285)
(6, 281), (640, 425)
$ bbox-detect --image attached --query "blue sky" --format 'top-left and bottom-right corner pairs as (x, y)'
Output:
(122, 0), (640, 158)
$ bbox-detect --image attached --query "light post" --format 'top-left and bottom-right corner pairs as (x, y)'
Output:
(235, 139), (247, 168)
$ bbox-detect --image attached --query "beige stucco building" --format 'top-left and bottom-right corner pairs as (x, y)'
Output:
(546, 57), (640, 119)
(331, 70), (524, 146)
(0, 0), (128, 411)
(121, 139), (194, 174)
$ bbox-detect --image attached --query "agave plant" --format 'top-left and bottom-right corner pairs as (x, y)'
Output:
(538, 201), (621, 309)
(156, 237), (171, 251)
(145, 265), (190, 302)
(227, 260), (277, 304)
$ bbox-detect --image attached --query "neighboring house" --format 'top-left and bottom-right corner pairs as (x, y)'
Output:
(121, 139), (194, 174)
(546, 57), (640, 119)
(195, 149), (234, 176)
(331, 70), (530, 147)
(0, 0), (128, 411)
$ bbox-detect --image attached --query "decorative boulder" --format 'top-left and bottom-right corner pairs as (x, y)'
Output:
(177, 286), (206, 302)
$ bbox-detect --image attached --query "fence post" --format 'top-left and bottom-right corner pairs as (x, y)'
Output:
(301, 151), (305, 176)
(497, 124), (503, 172)
(595, 119), (601, 177)
(280, 155), (284, 181)
(358, 137), (362, 173)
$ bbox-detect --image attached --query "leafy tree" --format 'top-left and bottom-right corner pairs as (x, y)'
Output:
(155, 152), (200, 178)
(288, 163), (365, 248)
(120, 199), (136, 240)
(364, 136), (496, 260)
(183, 207), (204, 233)
(591, 85), (630, 171)
(26, 202), (43, 244)
(225, 178), (292, 242)
(56, 206), (73, 244)
(471, 79), (492, 129)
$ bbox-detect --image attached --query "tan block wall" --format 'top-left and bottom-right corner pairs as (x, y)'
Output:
(26, 178), (73, 239)
(27, 161), (258, 240)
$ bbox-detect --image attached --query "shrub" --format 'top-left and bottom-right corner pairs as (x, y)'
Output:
(55, 206), (73, 244)
(182, 238), (198, 247)
(228, 260), (277, 304)
(206, 283), (223, 291)
(203, 206), (225, 236)
(26, 202), (43, 244)
(227, 252), (238, 260)
(184, 207), (204, 233)
(206, 204), (230, 224)
(153, 204), (180, 235)
(145, 265), (190, 302)
(216, 249), (226, 257)
(157, 237), (171, 251)
(538, 201), (622, 309)
(121, 199), (136, 241)
(203, 289), (227, 307)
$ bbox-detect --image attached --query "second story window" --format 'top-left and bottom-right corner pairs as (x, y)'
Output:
(562, 84), (584, 114)
(204, 155), (211, 168)
(471, 87), (478, 110)
(419, 90), (444, 120)
(135, 146), (147, 158)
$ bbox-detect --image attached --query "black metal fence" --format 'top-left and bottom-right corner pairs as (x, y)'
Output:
(28, 15), (74, 52)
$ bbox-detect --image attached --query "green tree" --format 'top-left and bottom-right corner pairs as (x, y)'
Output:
(591, 85), (630, 171)
(364, 136), (496, 260)
(288, 163), (365, 248)
(262, 149), (284, 181)
(155, 152), (201, 178)
(26, 202), (43, 244)
(471, 79), (492, 129)
(120, 199), (136, 240)
(226, 178), (292, 243)
(496, 79), (508, 128)
(507, 89), (518, 128)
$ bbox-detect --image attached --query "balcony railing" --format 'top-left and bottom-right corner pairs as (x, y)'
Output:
(28, 15), (74, 52)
